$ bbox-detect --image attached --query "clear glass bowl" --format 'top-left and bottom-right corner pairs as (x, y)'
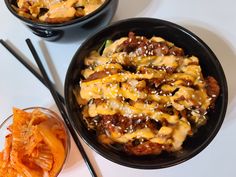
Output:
(0, 107), (70, 176)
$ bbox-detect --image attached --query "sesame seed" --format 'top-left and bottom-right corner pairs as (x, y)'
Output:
(151, 90), (157, 94)
(106, 120), (111, 124)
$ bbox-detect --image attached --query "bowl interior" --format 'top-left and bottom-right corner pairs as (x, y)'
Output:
(64, 18), (228, 169)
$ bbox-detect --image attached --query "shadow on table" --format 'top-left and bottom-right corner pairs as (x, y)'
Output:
(113, 0), (161, 20)
(48, 104), (102, 176)
(38, 40), (102, 175)
(179, 21), (236, 125)
(53, 20), (109, 44)
(61, 130), (102, 176)
(38, 40), (64, 95)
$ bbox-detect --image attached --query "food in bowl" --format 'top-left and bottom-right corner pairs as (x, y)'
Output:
(13, 0), (105, 23)
(5, 0), (118, 41)
(65, 18), (227, 169)
(0, 108), (68, 177)
(73, 32), (220, 155)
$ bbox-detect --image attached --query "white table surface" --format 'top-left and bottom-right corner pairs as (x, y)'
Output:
(1, 0), (236, 177)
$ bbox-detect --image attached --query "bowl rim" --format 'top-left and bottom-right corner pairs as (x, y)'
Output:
(64, 17), (228, 169)
(4, 0), (113, 28)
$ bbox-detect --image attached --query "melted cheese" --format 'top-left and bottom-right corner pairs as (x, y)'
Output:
(172, 119), (191, 150)
(87, 99), (179, 124)
(170, 86), (210, 111)
(81, 71), (166, 87)
(114, 128), (155, 143)
(85, 53), (181, 69)
(81, 72), (199, 104)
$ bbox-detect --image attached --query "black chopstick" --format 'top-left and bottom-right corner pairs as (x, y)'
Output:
(0, 39), (65, 104)
(25, 39), (98, 177)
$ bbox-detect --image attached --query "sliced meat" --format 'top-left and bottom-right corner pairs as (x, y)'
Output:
(117, 32), (185, 57)
(169, 46), (184, 56)
(124, 141), (163, 155)
(116, 32), (141, 53)
(96, 114), (161, 135)
(205, 76), (220, 106)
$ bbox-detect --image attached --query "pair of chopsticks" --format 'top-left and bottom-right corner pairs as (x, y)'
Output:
(0, 39), (98, 177)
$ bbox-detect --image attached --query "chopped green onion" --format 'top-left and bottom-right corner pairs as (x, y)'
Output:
(98, 40), (113, 55)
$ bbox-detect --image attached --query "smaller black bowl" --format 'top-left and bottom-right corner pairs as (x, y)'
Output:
(64, 18), (228, 169)
(4, 0), (118, 41)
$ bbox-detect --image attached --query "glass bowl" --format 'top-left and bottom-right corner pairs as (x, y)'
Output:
(0, 107), (70, 176)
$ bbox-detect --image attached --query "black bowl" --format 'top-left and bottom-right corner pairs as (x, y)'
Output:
(64, 18), (228, 169)
(4, 0), (118, 41)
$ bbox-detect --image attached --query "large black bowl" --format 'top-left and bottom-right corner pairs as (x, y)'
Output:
(4, 0), (118, 41)
(64, 18), (228, 169)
